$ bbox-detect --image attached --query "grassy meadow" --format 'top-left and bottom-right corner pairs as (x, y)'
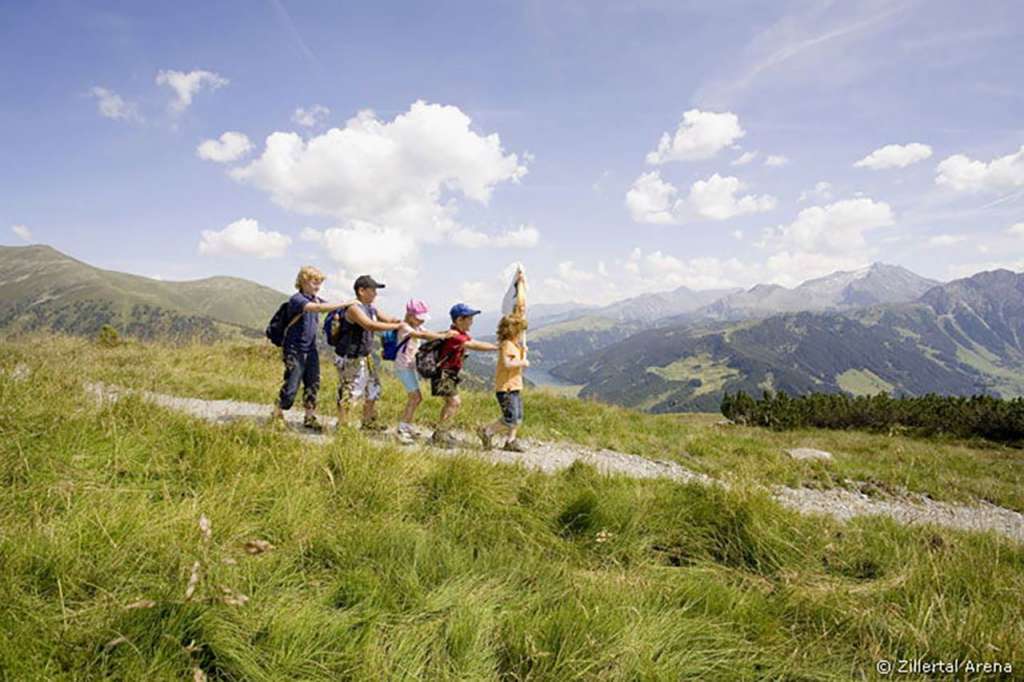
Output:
(1, 335), (1022, 679)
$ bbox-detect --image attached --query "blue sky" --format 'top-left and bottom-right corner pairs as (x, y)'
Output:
(2, 0), (1023, 314)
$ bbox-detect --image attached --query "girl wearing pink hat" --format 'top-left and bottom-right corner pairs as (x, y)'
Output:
(395, 299), (456, 441)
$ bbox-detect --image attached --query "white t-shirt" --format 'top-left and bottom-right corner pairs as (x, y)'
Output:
(395, 322), (422, 369)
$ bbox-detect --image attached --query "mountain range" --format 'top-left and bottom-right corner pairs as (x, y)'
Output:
(524, 263), (939, 373)
(683, 263), (940, 323)
(552, 269), (1024, 412)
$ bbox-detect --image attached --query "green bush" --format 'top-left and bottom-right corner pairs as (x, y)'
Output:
(722, 389), (1024, 444)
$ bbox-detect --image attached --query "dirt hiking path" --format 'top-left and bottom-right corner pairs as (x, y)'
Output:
(87, 383), (1024, 544)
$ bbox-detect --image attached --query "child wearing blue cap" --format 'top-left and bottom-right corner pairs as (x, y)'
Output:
(429, 302), (500, 448)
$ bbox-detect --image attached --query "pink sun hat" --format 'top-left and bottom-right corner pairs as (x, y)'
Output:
(406, 299), (431, 322)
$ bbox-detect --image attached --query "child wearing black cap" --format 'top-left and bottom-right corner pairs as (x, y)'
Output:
(330, 274), (402, 431)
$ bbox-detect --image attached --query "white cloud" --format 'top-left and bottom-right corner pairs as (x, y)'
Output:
(292, 105), (330, 128)
(854, 143), (932, 169)
(936, 145), (1024, 193)
(1007, 222), (1024, 237)
(89, 86), (139, 121)
(731, 151), (758, 166)
(320, 222), (419, 290)
(688, 173), (777, 220)
(645, 110), (745, 164)
(450, 224), (540, 249)
(765, 198), (894, 253)
(625, 171), (678, 224)
(11, 224), (32, 242)
(232, 101), (526, 233)
(460, 279), (495, 304)
(198, 218), (291, 259)
(556, 261), (595, 283)
(797, 181), (833, 203)
(764, 154), (789, 167)
(632, 250), (748, 290)
(196, 132), (253, 163)
(627, 171), (776, 223)
(155, 69), (229, 113)
(927, 234), (968, 247)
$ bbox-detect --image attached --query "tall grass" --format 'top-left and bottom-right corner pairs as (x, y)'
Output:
(1, 337), (1022, 679)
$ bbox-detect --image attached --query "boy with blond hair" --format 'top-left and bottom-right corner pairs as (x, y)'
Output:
(272, 266), (355, 431)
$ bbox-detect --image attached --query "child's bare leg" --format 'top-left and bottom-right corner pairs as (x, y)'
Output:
(363, 399), (377, 423)
(401, 390), (422, 424)
(440, 395), (461, 426)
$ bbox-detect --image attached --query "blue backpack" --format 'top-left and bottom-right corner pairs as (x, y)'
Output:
(323, 308), (343, 347)
(381, 329), (411, 361)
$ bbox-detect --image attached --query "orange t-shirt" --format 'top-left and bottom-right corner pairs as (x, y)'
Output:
(494, 339), (525, 392)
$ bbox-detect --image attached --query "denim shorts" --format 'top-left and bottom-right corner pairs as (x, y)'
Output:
(496, 390), (524, 427)
(395, 366), (421, 393)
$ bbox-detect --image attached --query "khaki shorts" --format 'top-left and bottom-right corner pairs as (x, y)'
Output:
(430, 369), (461, 398)
(334, 355), (381, 406)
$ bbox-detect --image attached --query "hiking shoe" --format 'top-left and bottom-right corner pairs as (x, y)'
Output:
(302, 415), (324, 432)
(361, 419), (388, 433)
(430, 430), (457, 449)
(503, 440), (526, 453)
(476, 426), (493, 450)
(396, 430), (416, 445)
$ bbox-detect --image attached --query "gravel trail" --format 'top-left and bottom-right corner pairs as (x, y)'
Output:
(87, 383), (1024, 544)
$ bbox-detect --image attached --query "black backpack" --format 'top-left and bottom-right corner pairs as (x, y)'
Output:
(415, 338), (451, 379)
(265, 302), (302, 347)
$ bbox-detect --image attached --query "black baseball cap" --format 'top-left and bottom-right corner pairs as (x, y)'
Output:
(353, 274), (385, 291)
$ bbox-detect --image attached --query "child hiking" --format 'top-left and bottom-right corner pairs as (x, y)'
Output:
(428, 302), (500, 448)
(479, 269), (529, 451)
(328, 274), (402, 431)
(393, 300), (456, 443)
(477, 313), (530, 452)
(272, 266), (355, 431)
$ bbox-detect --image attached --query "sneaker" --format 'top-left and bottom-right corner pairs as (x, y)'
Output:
(503, 440), (526, 453)
(396, 430), (416, 445)
(302, 415), (324, 432)
(476, 426), (493, 450)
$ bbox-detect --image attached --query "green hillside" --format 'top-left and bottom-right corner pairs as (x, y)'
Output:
(1, 335), (1022, 679)
(0, 245), (285, 341)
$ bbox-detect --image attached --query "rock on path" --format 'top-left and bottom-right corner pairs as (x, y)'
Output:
(86, 383), (1024, 544)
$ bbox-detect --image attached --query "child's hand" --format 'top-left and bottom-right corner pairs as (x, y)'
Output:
(523, 359), (531, 368)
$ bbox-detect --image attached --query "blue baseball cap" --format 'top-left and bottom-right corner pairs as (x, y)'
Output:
(449, 302), (482, 320)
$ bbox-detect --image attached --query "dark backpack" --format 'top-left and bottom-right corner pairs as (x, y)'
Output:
(415, 338), (451, 378)
(266, 302), (301, 347)
(381, 329), (412, 361)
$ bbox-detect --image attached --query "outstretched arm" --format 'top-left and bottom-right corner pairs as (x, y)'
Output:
(465, 340), (499, 352)
(303, 298), (358, 314)
(347, 304), (401, 332)
(412, 328), (458, 341)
